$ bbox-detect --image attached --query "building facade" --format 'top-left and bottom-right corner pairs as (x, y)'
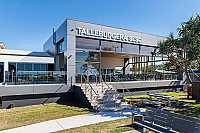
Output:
(0, 19), (184, 109)
(44, 18), (181, 89)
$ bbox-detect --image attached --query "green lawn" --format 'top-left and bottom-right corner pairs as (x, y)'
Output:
(55, 117), (138, 133)
(124, 91), (195, 105)
(124, 91), (200, 119)
(0, 101), (96, 131)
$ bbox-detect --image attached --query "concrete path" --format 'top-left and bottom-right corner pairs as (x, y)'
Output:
(0, 110), (134, 133)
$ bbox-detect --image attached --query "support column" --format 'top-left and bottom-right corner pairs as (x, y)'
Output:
(134, 57), (136, 74)
(138, 57), (140, 74)
(144, 56), (146, 74)
(146, 56), (149, 75)
(132, 58), (134, 74)
(141, 56), (143, 74)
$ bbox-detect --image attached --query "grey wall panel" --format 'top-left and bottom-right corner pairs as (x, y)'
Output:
(67, 49), (76, 66)
(123, 30), (142, 41)
(55, 21), (67, 43)
(111, 80), (183, 89)
(141, 33), (158, 46)
(101, 25), (123, 34)
(0, 84), (71, 97)
(2, 93), (74, 109)
(121, 86), (183, 96)
(0, 85), (33, 96)
(33, 84), (69, 94)
(76, 21), (102, 31)
(75, 21), (102, 39)
(67, 65), (76, 84)
(67, 35), (76, 50)
(67, 19), (76, 36)
(157, 36), (167, 43)
(43, 35), (54, 52)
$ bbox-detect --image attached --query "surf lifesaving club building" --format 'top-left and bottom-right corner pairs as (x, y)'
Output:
(0, 19), (184, 109)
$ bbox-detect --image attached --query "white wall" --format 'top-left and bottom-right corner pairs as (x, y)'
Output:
(101, 57), (124, 69)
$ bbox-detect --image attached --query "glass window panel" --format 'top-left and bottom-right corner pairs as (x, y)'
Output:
(101, 40), (121, 52)
(76, 63), (87, 74)
(34, 64), (40, 71)
(140, 46), (155, 56)
(0, 62), (4, 83)
(9, 63), (16, 72)
(88, 63), (99, 74)
(48, 64), (54, 71)
(17, 63), (25, 71)
(25, 63), (32, 71)
(41, 64), (47, 71)
(76, 37), (100, 50)
(123, 43), (139, 54)
(76, 50), (100, 62)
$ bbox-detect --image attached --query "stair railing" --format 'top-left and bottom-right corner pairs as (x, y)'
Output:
(111, 75), (134, 105)
(87, 69), (119, 108)
(81, 73), (99, 109)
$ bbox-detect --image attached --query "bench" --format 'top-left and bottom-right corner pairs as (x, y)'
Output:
(132, 107), (200, 133)
(141, 99), (164, 108)
(169, 99), (179, 106)
(132, 107), (146, 115)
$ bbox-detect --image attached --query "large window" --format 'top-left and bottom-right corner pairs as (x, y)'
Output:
(76, 63), (99, 75)
(101, 40), (121, 52)
(10, 63), (52, 72)
(34, 64), (40, 71)
(17, 63), (25, 71)
(76, 63), (87, 75)
(25, 63), (32, 71)
(76, 50), (100, 62)
(140, 46), (155, 56)
(6, 62), (57, 84)
(76, 37), (100, 50)
(123, 43), (139, 54)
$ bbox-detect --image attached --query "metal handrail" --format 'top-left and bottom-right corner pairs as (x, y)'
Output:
(112, 75), (134, 95)
(87, 69), (118, 95)
(81, 73), (99, 96)
(111, 75), (134, 105)
(87, 70), (118, 108)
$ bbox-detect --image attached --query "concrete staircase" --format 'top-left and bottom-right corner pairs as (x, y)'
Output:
(80, 84), (133, 112)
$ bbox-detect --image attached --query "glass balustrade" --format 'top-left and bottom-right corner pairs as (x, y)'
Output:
(5, 71), (66, 85)
(76, 73), (178, 83)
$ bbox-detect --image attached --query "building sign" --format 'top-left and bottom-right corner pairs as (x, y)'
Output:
(76, 27), (142, 44)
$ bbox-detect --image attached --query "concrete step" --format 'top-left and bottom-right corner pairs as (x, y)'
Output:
(84, 91), (117, 96)
(91, 99), (125, 106)
(88, 96), (124, 103)
(96, 104), (133, 112)
(78, 83), (132, 112)
(81, 88), (115, 94)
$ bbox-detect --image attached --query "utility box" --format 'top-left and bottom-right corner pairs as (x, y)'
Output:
(187, 82), (200, 99)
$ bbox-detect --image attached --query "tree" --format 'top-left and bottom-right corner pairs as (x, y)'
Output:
(155, 14), (200, 103)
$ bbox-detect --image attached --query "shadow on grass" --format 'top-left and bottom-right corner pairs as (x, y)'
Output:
(56, 101), (96, 112)
(173, 105), (200, 119)
(113, 124), (139, 133)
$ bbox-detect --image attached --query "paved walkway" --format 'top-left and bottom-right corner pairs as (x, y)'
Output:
(1, 110), (135, 133)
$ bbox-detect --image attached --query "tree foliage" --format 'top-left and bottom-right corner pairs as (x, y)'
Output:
(155, 14), (200, 102)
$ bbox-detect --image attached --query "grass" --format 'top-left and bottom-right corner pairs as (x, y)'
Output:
(55, 117), (138, 133)
(0, 101), (96, 131)
(124, 91), (196, 105)
(124, 91), (200, 119)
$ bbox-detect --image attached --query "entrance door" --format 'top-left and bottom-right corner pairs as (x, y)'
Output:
(0, 63), (4, 83)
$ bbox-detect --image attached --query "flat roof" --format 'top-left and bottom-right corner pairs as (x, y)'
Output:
(0, 49), (53, 57)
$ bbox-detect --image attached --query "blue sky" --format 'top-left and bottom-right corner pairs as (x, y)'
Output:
(0, 0), (200, 51)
